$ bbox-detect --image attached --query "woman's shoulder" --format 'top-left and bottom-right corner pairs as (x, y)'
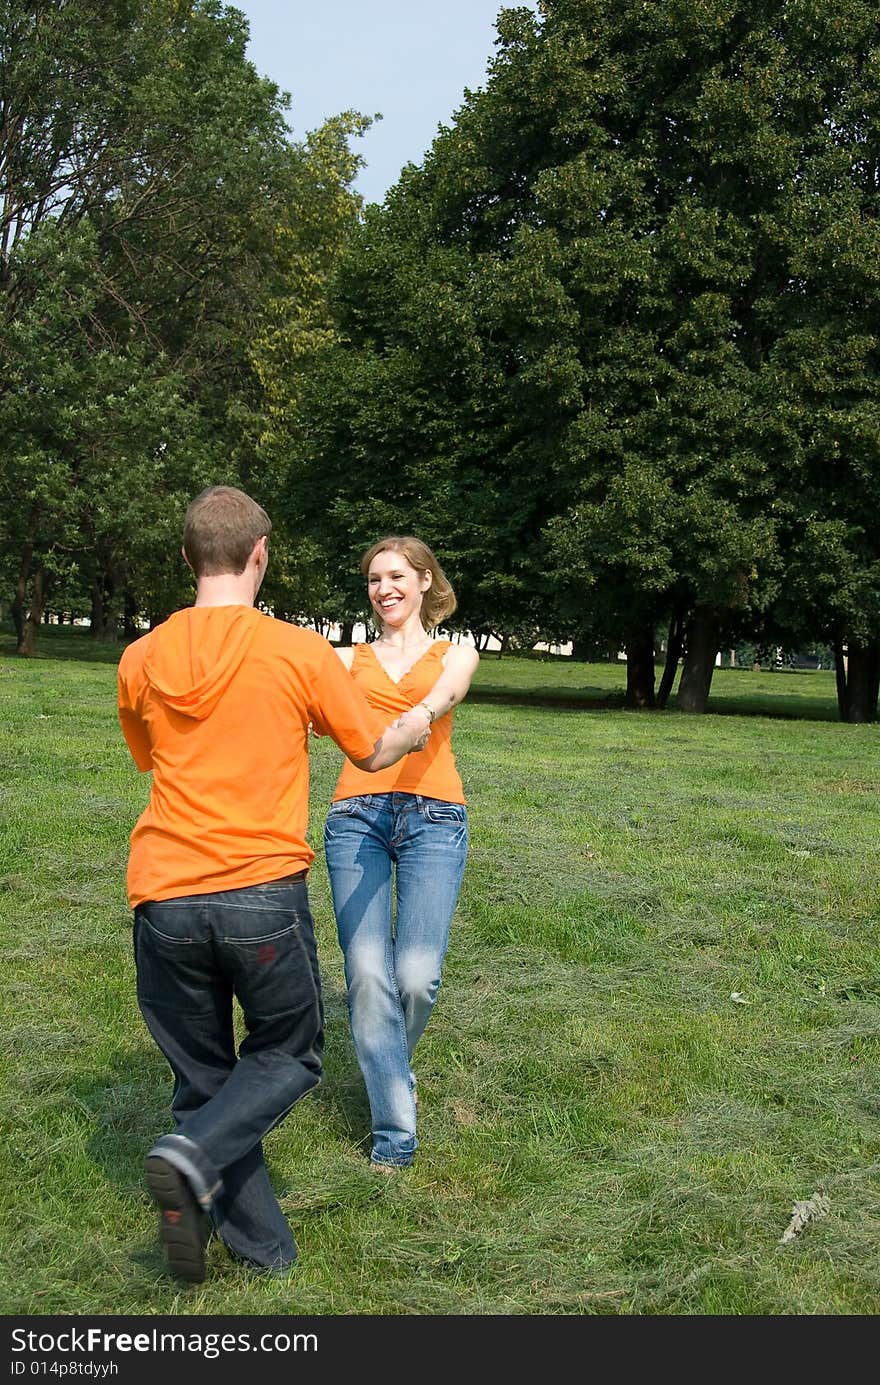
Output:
(333, 645), (357, 671)
(439, 640), (480, 672)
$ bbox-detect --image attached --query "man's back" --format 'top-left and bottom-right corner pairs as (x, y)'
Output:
(118, 605), (384, 908)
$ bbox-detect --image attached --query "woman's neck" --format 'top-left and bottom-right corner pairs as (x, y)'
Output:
(376, 616), (431, 650)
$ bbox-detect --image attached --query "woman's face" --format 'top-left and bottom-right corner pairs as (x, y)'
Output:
(367, 549), (431, 629)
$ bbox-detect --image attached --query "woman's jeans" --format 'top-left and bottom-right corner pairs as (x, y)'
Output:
(133, 874), (323, 1272)
(324, 792), (468, 1167)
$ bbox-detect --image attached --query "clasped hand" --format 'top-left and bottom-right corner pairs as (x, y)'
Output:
(394, 707), (432, 753)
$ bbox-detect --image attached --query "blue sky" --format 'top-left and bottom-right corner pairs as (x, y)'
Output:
(233, 1), (539, 205)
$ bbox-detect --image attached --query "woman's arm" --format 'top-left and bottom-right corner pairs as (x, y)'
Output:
(411, 643), (480, 725)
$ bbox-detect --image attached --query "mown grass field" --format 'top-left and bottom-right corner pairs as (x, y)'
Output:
(1, 626), (878, 1316)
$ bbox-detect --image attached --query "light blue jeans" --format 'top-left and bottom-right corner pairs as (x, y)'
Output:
(324, 792), (468, 1167)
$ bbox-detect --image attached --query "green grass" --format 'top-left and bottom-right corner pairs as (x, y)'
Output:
(1, 625), (879, 1315)
(470, 647), (842, 721)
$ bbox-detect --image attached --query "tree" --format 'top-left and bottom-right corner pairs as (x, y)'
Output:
(271, 116), (589, 643)
(248, 111), (374, 625)
(487, 0), (878, 713)
(1, 0), (356, 648)
(276, 0), (878, 716)
(765, 336), (880, 723)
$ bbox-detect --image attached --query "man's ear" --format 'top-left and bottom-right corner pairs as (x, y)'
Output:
(181, 545), (193, 572)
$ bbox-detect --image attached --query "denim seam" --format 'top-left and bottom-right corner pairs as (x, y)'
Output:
(291, 922), (322, 1017)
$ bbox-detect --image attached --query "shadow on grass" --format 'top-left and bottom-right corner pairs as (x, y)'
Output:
(75, 1044), (174, 1190)
(467, 687), (626, 712)
(74, 989), (374, 1204)
(468, 686), (842, 722)
(0, 624), (133, 665)
(310, 977), (373, 1148)
(73, 1046), (269, 1284)
(697, 693), (840, 722)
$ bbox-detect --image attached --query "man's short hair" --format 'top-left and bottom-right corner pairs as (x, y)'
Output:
(183, 486), (272, 577)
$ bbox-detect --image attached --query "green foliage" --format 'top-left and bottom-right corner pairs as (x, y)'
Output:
(247, 110), (373, 622)
(271, 0), (880, 692)
(0, 1), (369, 642)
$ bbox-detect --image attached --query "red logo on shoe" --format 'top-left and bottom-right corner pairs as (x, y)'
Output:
(163, 1210), (182, 1224)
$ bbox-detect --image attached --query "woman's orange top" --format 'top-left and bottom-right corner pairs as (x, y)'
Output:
(332, 640), (466, 804)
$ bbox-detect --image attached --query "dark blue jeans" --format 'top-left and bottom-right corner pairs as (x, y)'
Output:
(133, 874), (323, 1272)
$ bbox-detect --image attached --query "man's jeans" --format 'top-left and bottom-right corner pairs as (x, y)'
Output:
(133, 874), (323, 1271)
(323, 793), (468, 1167)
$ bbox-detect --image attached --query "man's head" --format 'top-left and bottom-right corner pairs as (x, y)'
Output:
(182, 486), (272, 577)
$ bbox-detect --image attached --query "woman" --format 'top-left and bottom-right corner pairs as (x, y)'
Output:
(324, 536), (479, 1170)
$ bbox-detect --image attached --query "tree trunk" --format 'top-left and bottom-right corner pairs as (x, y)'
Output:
(339, 620), (354, 645)
(123, 591), (139, 638)
(16, 563), (45, 657)
(656, 610), (685, 710)
(677, 610), (720, 714)
(570, 634), (590, 662)
(91, 580), (108, 639)
(839, 640), (879, 723)
(10, 590), (24, 645)
(623, 623), (656, 708)
(11, 540), (35, 646)
(90, 572), (120, 639)
(833, 638), (848, 720)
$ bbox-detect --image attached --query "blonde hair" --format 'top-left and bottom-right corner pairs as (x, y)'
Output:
(183, 486), (271, 576)
(360, 535), (457, 632)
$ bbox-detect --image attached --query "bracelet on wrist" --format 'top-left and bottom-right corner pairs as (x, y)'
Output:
(416, 701), (436, 724)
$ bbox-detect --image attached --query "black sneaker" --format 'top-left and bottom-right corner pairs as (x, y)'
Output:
(145, 1154), (208, 1284)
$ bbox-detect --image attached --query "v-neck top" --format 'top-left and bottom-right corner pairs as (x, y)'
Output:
(332, 639), (466, 804)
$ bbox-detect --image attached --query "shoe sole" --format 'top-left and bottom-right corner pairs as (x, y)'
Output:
(145, 1155), (207, 1284)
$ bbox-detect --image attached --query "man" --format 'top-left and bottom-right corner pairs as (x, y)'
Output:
(117, 485), (427, 1284)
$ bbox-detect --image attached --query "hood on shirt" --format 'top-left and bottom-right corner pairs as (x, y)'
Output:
(142, 606), (263, 720)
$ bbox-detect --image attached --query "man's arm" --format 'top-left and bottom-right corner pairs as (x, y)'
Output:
(349, 710), (430, 772)
(310, 640), (429, 769)
(117, 656), (153, 771)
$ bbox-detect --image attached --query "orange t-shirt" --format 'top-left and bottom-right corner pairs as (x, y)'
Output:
(332, 640), (466, 805)
(117, 606), (386, 907)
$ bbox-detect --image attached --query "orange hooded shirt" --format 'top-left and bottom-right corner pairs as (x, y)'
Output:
(117, 606), (385, 908)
